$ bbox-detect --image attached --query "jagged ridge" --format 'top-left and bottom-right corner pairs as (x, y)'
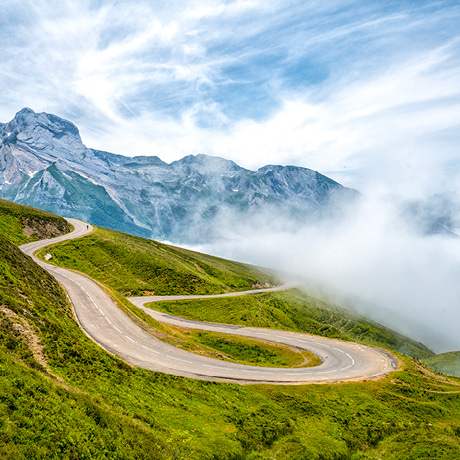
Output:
(0, 108), (358, 242)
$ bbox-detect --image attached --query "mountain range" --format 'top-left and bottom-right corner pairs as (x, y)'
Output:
(0, 108), (358, 242)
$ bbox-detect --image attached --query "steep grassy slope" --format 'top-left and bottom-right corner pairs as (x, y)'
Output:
(1, 239), (460, 460)
(0, 198), (71, 245)
(37, 226), (316, 365)
(40, 226), (279, 295)
(423, 352), (460, 378)
(0, 237), (165, 458)
(149, 290), (434, 360)
(1, 201), (460, 458)
(38, 225), (432, 358)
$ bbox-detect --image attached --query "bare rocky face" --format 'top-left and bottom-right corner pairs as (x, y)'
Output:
(0, 108), (358, 243)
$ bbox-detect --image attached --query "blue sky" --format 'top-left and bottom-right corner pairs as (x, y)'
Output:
(1, 0), (460, 194)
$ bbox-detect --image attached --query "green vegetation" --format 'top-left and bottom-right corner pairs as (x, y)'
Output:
(41, 226), (278, 295)
(158, 328), (321, 368)
(1, 200), (460, 458)
(189, 331), (320, 367)
(38, 224), (432, 360)
(0, 198), (71, 245)
(148, 290), (434, 360)
(88, 289), (319, 369)
(423, 352), (460, 378)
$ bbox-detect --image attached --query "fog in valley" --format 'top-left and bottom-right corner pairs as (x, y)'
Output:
(189, 191), (460, 354)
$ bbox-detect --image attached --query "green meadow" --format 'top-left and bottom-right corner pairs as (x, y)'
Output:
(423, 352), (460, 378)
(1, 199), (459, 459)
(40, 226), (279, 296)
(0, 198), (71, 246)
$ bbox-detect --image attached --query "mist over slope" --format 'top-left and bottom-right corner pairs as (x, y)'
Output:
(195, 194), (460, 354)
(0, 108), (358, 243)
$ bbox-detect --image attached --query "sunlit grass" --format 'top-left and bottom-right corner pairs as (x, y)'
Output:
(0, 198), (71, 245)
(423, 352), (460, 378)
(147, 291), (434, 360)
(39, 226), (278, 296)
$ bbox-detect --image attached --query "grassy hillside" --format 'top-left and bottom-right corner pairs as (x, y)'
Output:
(0, 235), (165, 458)
(149, 290), (435, 360)
(38, 225), (432, 358)
(0, 198), (71, 245)
(1, 236), (460, 459)
(1, 201), (460, 458)
(423, 352), (460, 378)
(39, 226), (279, 295)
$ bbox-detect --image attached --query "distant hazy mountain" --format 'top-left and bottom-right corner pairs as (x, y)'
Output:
(0, 108), (359, 242)
(400, 192), (460, 238)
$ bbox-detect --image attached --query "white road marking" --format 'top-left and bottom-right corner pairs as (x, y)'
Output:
(345, 353), (355, 365)
(339, 364), (353, 371)
(141, 345), (160, 355)
(166, 356), (193, 364)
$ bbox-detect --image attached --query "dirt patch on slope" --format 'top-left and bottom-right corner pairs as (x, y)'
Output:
(22, 216), (71, 240)
(0, 305), (49, 370)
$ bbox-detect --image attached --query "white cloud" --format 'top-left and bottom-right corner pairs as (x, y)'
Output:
(185, 0), (262, 20)
(81, 40), (460, 198)
(194, 195), (460, 353)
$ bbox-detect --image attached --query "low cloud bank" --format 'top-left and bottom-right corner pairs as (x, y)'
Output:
(193, 194), (460, 353)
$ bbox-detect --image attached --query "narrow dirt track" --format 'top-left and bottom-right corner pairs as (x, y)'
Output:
(20, 219), (398, 385)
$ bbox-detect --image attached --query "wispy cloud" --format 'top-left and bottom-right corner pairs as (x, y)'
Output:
(2, 0), (459, 195)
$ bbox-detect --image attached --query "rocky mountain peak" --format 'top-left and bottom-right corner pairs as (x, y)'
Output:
(13, 106), (36, 120)
(0, 108), (360, 242)
(7, 107), (81, 138)
(170, 154), (244, 173)
(12, 107), (80, 137)
(1, 108), (86, 160)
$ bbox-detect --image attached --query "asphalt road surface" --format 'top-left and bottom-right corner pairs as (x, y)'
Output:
(20, 219), (398, 384)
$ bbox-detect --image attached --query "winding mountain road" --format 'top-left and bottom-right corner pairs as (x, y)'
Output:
(20, 219), (398, 384)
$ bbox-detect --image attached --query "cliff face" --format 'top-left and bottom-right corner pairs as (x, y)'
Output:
(0, 108), (358, 242)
